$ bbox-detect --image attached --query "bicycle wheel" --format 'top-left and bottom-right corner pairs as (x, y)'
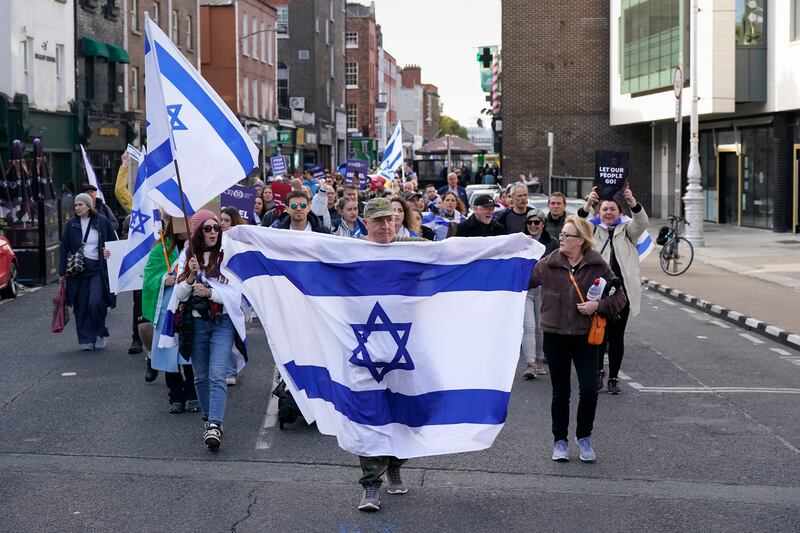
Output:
(659, 237), (694, 276)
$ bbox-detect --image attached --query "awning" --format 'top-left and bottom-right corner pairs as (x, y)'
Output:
(106, 44), (130, 64)
(82, 37), (109, 59)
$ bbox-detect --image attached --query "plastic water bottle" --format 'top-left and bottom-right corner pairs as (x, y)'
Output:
(586, 278), (607, 301)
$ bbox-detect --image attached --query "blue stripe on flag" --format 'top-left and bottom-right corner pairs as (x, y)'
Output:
(145, 34), (151, 55)
(161, 309), (176, 337)
(144, 139), (174, 178)
(119, 235), (157, 278)
(154, 42), (255, 176)
(284, 361), (509, 427)
(226, 252), (535, 296)
(636, 234), (653, 256)
(154, 178), (196, 216)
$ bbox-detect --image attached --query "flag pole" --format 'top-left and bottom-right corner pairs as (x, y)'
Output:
(172, 159), (192, 241)
(159, 229), (171, 271)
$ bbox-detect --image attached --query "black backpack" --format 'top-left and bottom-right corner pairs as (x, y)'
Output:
(656, 226), (670, 245)
(272, 379), (304, 429)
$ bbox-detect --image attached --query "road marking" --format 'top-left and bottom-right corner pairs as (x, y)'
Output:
(739, 333), (765, 345)
(696, 336), (707, 339)
(617, 371), (631, 381)
(708, 319), (731, 329)
(772, 348), (792, 356)
(0, 285), (43, 306)
(781, 358), (800, 367)
(628, 382), (643, 390)
(651, 306), (659, 309)
(633, 386), (800, 394)
(61, 372), (77, 377)
(255, 367), (280, 450)
(680, 308), (697, 314)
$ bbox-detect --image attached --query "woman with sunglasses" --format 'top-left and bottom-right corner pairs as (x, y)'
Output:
(521, 208), (558, 380)
(530, 216), (626, 463)
(175, 209), (245, 450)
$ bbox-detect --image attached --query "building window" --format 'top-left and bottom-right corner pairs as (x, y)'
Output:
(621, 0), (684, 95)
(56, 44), (65, 106)
(261, 80), (266, 118)
(736, 0), (765, 45)
(171, 9), (179, 43)
(153, 1), (160, 26)
(130, 65), (139, 109)
(22, 38), (35, 103)
(346, 61), (358, 87)
(186, 15), (193, 50)
(242, 15), (249, 56)
(260, 23), (266, 63)
(85, 56), (95, 100)
(268, 82), (274, 119)
(252, 78), (258, 118)
(268, 30), (274, 65)
(277, 6), (288, 36)
(252, 16), (258, 59)
(277, 62), (289, 108)
(793, 0), (800, 41)
(243, 76), (249, 115)
(346, 32), (358, 48)
(347, 103), (358, 130)
(130, 0), (138, 32)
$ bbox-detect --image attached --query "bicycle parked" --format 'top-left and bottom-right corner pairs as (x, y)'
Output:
(656, 215), (694, 276)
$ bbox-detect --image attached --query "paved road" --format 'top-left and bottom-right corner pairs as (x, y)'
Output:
(1, 284), (798, 532)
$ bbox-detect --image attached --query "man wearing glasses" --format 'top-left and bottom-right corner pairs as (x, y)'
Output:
(271, 190), (331, 234)
(455, 194), (506, 237)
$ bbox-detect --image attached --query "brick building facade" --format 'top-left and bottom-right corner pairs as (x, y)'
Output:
(422, 83), (439, 144)
(501, 0), (651, 209)
(345, 2), (378, 139)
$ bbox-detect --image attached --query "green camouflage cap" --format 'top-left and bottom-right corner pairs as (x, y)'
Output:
(363, 197), (395, 219)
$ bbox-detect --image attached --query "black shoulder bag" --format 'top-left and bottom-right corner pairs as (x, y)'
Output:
(66, 220), (93, 277)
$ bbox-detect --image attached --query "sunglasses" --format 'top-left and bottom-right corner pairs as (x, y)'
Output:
(202, 224), (221, 234)
(290, 202), (308, 210)
(527, 219), (542, 226)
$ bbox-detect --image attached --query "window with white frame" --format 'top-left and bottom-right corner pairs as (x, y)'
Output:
(130, 65), (139, 109)
(153, 1), (160, 26)
(268, 31), (274, 65)
(261, 80), (266, 118)
(268, 82), (274, 119)
(130, 0), (139, 32)
(252, 16), (258, 59)
(346, 103), (358, 130)
(56, 44), (65, 107)
(242, 16), (249, 56)
(186, 15), (193, 50)
(793, 0), (800, 41)
(22, 38), (34, 103)
(346, 32), (358, 48)
(277, 6), (288, 36)
(252, 78), (258, 118)
(243, 76), (249, 115)
(171, 9), (178, 43)
(260, 23), (266, 63)
(346, 61), (358, 87)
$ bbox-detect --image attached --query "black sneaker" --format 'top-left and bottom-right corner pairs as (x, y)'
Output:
(128, 340), (143, 354)
(607, 378), (621, 395)
(145, 359), (158, 383)
(358, 485), (381, 511)
(169, 403), (184, 414)
(596, 369), (605, 392)
(204, 423), (222, 450)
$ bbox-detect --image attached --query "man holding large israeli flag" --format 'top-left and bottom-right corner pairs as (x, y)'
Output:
(116, 151), (160, 293)
(221, 198), (544, 511)
(143, 13), (258, 217)
(376, 122), (403, 183)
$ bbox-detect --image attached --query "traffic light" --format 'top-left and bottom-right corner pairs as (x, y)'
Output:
(477, 47), (493, 69)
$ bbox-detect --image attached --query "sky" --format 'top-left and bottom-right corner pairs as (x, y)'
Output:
(364, 0), (501, 129)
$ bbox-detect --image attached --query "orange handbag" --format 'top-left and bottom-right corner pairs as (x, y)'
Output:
(568, 271), (607, 346)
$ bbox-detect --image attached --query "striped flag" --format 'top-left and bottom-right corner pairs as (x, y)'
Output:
(377, 122), (403, 183)
(80, 145), (105, 201)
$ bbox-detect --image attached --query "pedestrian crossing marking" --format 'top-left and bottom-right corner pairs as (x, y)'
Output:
(772, 348), (793, 356)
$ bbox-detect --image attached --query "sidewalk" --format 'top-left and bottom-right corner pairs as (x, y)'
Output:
(640, 221), (800, 346)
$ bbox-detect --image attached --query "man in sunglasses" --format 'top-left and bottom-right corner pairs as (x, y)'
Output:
(455, 194), (505, 237)
(272, 190), (331, 234)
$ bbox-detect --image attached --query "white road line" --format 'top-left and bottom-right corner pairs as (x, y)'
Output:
(739, 333), (765, 345)
(255, 367), (280, 451)
(680, 308), (697, 314)
(617, 371), (632, 381)
(708, 319), (731, 329)
(628, 382), (643, 390)
(661, 299), (677, 306)
(697, 336), (707, 339)
(633, 387), (800, 394)
(61, 372), (77, 377)
(772, 348), (793, 356)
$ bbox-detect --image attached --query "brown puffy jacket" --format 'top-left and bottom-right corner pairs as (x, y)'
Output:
(530, 249), (627, 335)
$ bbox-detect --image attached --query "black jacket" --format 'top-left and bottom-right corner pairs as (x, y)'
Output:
(95, 198), (119, 233)
(273, 211), (331, 234)
(455, 214), (506, 237)
(530, 229), (559, 257)
(59, 214), (118, 308)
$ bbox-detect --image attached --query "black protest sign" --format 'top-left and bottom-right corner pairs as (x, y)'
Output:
(594, 150), (630, 202)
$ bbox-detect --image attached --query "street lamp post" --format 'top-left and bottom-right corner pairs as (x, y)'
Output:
(683, 0), (705, 246)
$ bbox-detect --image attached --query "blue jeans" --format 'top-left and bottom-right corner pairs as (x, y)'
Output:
(191, 314), (235, 426)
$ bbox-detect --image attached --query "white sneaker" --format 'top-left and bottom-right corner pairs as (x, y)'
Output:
(575, 436), (596, 462)
(552, 439), (569, 462)
(226, 376), (237, 386)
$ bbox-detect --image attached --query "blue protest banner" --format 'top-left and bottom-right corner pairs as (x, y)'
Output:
(271, 156), (287, 177)
(221, 185), (257, 221)
(311, 164), (325, 180)
(346, 159), (370, 190)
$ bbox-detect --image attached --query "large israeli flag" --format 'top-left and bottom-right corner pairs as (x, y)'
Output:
(377, 122), (403, 183)
(116, 152), (160, 293)
(143, 13), (258, 217)
(221, 228), (543, 458)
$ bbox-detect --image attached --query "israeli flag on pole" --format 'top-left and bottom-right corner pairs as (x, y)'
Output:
(377, 122), (403, 183)
(80, 145), (105, 201)
(221, 228), (543, 458)
(116, 151), (161, 293)
(143, 13), (258, 217)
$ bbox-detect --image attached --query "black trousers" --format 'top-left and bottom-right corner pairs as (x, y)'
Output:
(132, 290), (144, 343)
(598, 302), (631, 380)
(165, 365), (197, 405)
(544, 333), (599, 441)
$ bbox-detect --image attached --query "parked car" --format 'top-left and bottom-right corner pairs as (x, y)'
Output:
(466, 184), (500, 204)
(0, 235), (18, 299)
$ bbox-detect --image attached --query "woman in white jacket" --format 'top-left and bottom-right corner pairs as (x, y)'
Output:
(579, 185), (648, 395)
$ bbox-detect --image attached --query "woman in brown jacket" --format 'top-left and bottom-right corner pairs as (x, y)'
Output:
(530, 216), (627, 463)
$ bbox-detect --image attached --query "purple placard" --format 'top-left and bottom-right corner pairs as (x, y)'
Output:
(346, 159), (370, 190)
(220, 185), (257, 221)
(311, 164), (325, 180)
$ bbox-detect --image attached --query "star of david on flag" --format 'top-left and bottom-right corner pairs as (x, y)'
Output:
(220, 227), (545, 459)
(143, 12), (258, 218)
(349, 303), (414, 383)
(128, 209), (151, 235)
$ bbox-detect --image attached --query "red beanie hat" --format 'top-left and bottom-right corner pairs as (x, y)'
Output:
(190, 209), (218, 234)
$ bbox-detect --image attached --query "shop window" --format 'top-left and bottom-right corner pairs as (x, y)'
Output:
(736, 0), (765, 45)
